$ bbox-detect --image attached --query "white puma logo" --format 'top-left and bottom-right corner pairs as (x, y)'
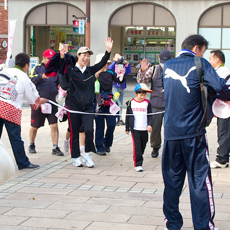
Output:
(164, 66), (196, 93)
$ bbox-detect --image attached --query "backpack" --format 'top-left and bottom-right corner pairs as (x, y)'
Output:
(225, 74), (230, 83)
(194, 57), (213, 134)
(0, 73), (18, 101)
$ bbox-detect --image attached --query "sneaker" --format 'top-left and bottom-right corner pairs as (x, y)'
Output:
(29, 143), (36, 154)
(104, 144), (111, 153)
(116, 120), (125, 126)
(52, 147), (64, 156)
(73, 157), (83, 167)
(81, 153), (95, 168)
(63, 140), (70, 152)
(210, 160), (229, 169)
(151, 148), (159, 158)
(134, 166), (143, 172)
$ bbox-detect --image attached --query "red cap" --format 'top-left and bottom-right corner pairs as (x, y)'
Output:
(43, 49), (55, 58)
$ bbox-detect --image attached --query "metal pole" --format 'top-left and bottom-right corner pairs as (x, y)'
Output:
(85, 0), (90, 48)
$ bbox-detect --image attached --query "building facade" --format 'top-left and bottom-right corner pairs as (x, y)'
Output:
(0, 0), (8, 63)
(8, 0), (230, 70)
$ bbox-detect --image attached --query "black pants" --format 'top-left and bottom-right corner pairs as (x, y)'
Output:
(95, 105), (116, 152)
(0, 118), (31, 169)
(131, 130), (148, 167)
(150, 107), (164, 149)
(216, 117), (230, 162)
(67, 107), (96, 158)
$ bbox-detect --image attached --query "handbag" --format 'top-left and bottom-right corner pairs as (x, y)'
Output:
(0, 139), (15, 185)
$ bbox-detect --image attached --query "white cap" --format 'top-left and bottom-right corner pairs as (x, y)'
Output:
(77, 46), (93, 55)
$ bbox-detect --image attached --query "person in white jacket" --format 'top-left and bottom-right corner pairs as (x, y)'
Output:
(0, 52), (46, 170)
(209, 50), (230, 168)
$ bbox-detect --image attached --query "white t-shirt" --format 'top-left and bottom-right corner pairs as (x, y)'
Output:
(216, 65), (230, 84)
(131, 98), (149, 131)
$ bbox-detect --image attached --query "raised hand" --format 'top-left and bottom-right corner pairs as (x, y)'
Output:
(60, 48), (66, 59)
(140, 58), (150, 72)
(104, 37), (113, 53)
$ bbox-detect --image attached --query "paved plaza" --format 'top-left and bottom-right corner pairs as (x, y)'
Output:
(0, 98), (230, 229)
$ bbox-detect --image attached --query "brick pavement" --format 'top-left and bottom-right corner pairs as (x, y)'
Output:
(0, 107), (230, 230)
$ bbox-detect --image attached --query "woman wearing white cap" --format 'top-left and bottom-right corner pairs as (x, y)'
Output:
(59, 37), (113, 168)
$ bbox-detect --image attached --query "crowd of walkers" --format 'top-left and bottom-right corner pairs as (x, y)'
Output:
(0, 34), (230, 230)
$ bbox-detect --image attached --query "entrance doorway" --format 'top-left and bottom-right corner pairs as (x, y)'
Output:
(24, 3), (86, 61)
(109, 3), (176, 76)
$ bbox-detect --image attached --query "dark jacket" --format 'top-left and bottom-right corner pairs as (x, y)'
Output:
(218, 84), (230, 101)
(163, 50), (226, 140)
(30, 63), (59, 102)
(59, 51), (111, 110)
(45, 52), (76, 77)
(125, 98), (152, 133)
(98, 69), (125, 93)
(150, 65), (165, 108)
(95, 69), (126, 111)
(108, 61), (131, 89)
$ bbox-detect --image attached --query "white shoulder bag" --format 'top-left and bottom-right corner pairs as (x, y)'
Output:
(0, 139), (15, 185)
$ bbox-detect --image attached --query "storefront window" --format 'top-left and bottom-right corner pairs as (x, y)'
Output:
(124, 26), (175, 73)
(168, 27), (175, 37)
(199, 4), (230, 68)
(146, 27), (165, 36)
(110, 3), (176, 76)
(222, 28), (230, 49)
(50, 26), (85, 56)
(199, 28), (221, 49)
(125, 27), (144, 36)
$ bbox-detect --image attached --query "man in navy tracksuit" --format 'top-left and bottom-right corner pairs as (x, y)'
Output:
(162, 35), (230, 230)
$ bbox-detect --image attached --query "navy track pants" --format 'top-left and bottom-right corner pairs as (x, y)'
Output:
(162, 134), (215, 230)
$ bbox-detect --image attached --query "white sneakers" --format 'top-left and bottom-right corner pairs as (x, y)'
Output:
(73, 157), (83, 167)
(210, 160), (229, 169)
(81, 153), (95, 168)
(134, 166), (143, 172)
(63, 140), (70, 152)
(73, 153), (94, 168)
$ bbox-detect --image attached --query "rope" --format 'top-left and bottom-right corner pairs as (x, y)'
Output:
(48, 100), (165, 116)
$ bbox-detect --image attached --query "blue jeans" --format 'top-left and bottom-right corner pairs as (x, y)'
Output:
(0, 118), (31, 169)
(112, 86), (124, 121)
(95, 106), (116, 152)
